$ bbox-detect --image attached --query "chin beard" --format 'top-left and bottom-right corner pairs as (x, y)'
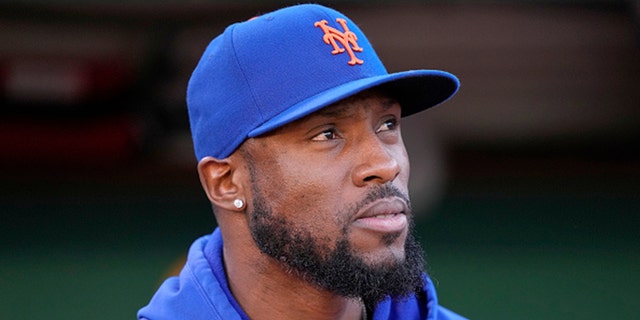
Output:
(248, 184), (426, 309)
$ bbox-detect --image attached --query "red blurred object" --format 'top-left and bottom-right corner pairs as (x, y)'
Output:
(0, 53), (143, 167)
(0, 114), (142, 167)
(0, 57), (134, 105)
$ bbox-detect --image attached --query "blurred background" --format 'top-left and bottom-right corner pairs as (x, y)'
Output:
(1, 1), (639, 319)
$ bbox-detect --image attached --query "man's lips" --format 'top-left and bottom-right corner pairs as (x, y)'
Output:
(352, 198), (408, 233)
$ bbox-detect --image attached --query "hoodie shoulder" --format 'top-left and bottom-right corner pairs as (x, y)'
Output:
(137, 232), (243, 320)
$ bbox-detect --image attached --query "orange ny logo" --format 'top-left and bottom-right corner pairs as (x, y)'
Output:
(314, 18), (364, 66)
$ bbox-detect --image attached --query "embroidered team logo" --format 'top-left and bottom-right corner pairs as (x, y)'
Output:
(314, 18), (364, 66)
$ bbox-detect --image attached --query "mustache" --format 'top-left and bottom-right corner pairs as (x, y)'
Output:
(352, 183), (412, 217)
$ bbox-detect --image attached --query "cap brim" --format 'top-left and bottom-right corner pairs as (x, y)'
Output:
(248, 69), (459, 137)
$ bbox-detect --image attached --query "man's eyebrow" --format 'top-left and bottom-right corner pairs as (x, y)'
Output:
(380, 97), (398, 111)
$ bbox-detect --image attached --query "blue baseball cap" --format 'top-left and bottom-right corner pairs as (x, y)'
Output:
(187, 4), (459, 160)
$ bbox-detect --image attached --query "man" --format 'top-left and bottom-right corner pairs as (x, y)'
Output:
(139, 4), (465, 320)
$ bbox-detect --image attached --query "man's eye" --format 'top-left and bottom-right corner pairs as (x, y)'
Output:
(312, 129), (337, 141)
(377, 119), (398, 133)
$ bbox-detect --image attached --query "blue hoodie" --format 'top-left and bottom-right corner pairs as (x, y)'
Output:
(138, 228), (467, 320)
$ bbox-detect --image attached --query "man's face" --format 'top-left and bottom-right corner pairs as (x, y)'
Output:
(241, 92), (425, 306)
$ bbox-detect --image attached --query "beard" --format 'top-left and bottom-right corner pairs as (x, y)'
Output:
(247, 179), (426, 310)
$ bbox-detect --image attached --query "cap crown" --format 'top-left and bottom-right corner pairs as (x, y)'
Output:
(188, 5), (385, 160)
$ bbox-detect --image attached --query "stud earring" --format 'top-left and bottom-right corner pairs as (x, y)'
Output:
(233, 199), (245, 209)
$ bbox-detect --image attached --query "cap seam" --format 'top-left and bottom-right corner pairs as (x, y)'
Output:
(229, 23), (266, 126)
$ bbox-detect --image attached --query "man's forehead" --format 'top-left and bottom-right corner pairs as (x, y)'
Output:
(313, 91), (399, 119)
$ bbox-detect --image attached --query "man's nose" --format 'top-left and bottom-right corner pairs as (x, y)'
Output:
(351, 135), (401, 187)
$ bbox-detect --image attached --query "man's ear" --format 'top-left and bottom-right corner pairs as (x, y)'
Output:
(197, 156), (245, 211)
